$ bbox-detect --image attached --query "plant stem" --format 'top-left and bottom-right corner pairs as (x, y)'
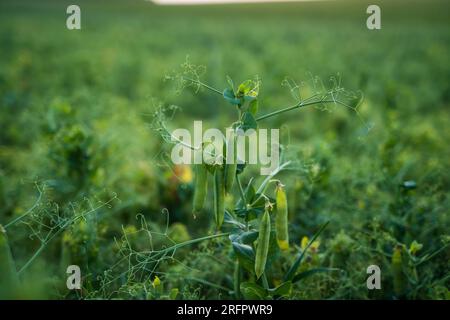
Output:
(182, 276), (231, 292)
(234, 260), (241, 299)
(18, 196), (117, 274)
(262, 272), (269, 290)
(182, 77), (223, 96)
(156, 232), (230, 255)
(236, 174), (250, 230)
(236, 174), (247, 206)
(256, 99), (347, 122)
(283, 221), (329, 282)
(249, 161), (291, 207)
(4, 184), (43, 229)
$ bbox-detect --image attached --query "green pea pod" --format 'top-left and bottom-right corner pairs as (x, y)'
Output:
(392, 246), (405, 296)
(224, 134), (237, 193)
(275, 183), (289, 251)
(193, 164), (208, 213)
(213, 166), (225, 229)
(255, 209), (271, 279)
(0, 225), (19, 298)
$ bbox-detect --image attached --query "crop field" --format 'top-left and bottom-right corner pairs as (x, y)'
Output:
(0, 0), (449, 300)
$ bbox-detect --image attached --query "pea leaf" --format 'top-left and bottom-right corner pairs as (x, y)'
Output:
(240, 282), (267, 300)
(244, 95), (257, 102)
(236, 163), (246, 175)
(268, 281), (292, 297)
(226, 75), (235, 92)
(248, 99), (258, 115)
(231, 242), (255, 272)
(409, 240), (423, 255)
(229, 230), (258, 245)
(223, 88), (241, 105)
(169, 288), (179, 300)
(239, 112), (258, 131)
(249, 193), (266, 209)
(237, 80), (254, 96)
(225, 210), (246, 229)
(235, 177), (254, 208)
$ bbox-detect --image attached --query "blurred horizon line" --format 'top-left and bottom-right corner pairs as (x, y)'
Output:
(151, 0), (326, 6)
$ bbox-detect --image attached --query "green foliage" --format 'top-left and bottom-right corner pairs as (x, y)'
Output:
(0, 0), (448, 300)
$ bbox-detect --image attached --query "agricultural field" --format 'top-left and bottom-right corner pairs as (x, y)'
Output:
(0, 0), (449, 300)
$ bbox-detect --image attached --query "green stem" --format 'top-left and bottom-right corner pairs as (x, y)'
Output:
(18, 224), (67, 274)
(236, 174), (247, 206)
(234, 260), (241, 299)
(283, 221), (329, 282)
(249, 161), (291, 207)
(181, 78), (355, 124)
(4, 184), (43, 229)
(414, 242), (450, 267)
(262, 272), (269, 290)
(182, 77), (223, 96)
(236, 175), (250, 230)
(19, 196), (117, 274)
(182, 276), (231, 292)
(256, 99), (347, 122)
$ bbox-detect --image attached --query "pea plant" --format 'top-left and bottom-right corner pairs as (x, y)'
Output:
(154, 60), (364, 299)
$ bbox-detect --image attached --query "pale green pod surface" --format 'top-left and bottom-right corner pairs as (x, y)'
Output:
(275, 184), (289, 251)
(213, 167), (225, 229)
(0, 225), (19, 298)
(193, 164), (208, 213)
(224, 134), (237, 193)
(392, 246), (405, 296)
(255, 210), (271, 279)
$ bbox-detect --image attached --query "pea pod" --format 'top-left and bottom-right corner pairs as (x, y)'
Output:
(213, 166), (225, 229)
(224, 134), (237, 193)
(193, 164), (208, 213)
(275, 183), (289, 251)
(0, 225), (19, 298)
(392, 245), (405, 296)
(255, 209), (271, 279)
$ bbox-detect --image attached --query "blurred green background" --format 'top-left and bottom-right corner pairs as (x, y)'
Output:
(0, 0), (448, 299)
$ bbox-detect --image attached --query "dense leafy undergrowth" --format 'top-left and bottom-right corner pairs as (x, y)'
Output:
(0, 0), (449, 299)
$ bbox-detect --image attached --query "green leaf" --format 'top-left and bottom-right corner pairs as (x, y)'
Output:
(226, 76), (235, 92)
(234, 207), (249, 219)
(268, 281), (292, 297)
(245, 183), (256, 203)
(232, 242), (255, 272)
(248, 99), (258, 115)
(409, 240), (423, 255)
(236, 163), (246, 175)
(239, 112), (258, 132)
(236, 177), (254, 208)
(223, 88), (241, 105)
(249, 193), (266, 209)
(246, 208), (263, 221)
(230, 230), (259, 245)
(237, 80), (254, 96)
(240, 282), (267, 300)
(244, 95), (256, 102)
(292, 268), (342, 283)
(225, 210), (246, 229)
(169, 288), (179, 300)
